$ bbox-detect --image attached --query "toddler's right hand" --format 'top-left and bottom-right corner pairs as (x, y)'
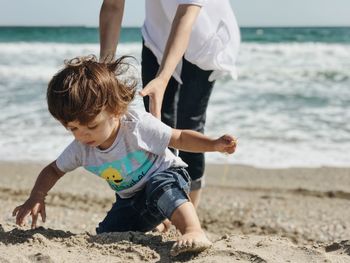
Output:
(12, 196), (46, 229)
(214, 134), (237, 154)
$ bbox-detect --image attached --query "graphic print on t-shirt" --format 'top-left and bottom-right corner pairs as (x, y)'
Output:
(85, 150), (156, 192)
(100, 167), (123, 185)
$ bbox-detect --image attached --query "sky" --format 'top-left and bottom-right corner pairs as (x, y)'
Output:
(0, 0), (349, 27)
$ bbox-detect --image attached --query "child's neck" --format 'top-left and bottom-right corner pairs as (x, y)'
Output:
(98, 118), (120, 150)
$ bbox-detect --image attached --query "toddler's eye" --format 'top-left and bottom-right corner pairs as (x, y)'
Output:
(67, 127), (77, 132)
(87, 124), (98, 130)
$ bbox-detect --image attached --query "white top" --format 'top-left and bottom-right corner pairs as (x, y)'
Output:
(56, 109), (186, 198)
(142, 0), (240, 83)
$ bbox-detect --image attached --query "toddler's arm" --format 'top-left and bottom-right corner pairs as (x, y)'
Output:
(12, 161), (65, 229)
(169, 129), (237, 154)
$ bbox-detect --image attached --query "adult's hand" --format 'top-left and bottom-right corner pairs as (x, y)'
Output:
(139, 77), (168, 119)
(140, 4), (201, 119)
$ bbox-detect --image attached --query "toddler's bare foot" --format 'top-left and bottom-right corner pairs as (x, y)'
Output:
(154, 219), (172, 233)
(170, 230), (212, 256)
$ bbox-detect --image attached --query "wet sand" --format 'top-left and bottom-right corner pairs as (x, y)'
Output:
(1, 161), (349, 262)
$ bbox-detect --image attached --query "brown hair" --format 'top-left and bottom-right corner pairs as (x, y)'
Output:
(47, 55), (137, 126)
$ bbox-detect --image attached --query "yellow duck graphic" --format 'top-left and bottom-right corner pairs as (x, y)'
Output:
(101, 166), (123, 185)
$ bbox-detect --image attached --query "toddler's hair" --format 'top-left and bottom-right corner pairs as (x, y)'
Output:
(47, 55), (137, 126)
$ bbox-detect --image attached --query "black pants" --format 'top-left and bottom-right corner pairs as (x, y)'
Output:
(141, 43), (215, 190)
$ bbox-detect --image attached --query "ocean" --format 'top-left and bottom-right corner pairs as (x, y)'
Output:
(0, 27), (349, 168)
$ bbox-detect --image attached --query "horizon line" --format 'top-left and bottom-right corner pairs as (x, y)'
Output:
(1, 25), (350, 29)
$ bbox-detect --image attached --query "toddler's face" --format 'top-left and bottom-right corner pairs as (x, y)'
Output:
(66, 110), (119, 150)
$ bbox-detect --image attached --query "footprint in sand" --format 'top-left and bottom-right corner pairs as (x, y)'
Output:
(28, 253), (54, 263)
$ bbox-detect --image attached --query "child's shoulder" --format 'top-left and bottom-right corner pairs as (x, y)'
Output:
(122, 109), (165, 134)
(123, 108), (153, 123)
(65, 139), (89, 153)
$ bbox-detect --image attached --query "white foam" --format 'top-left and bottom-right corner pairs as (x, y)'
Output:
(1, 42), (350, 168)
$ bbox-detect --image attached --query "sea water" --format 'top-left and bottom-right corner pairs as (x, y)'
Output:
(0, 27), (349, 168)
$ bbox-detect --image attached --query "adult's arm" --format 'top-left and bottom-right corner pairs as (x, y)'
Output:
(99, 0), (125, 61)
(139, 4), (202, 118)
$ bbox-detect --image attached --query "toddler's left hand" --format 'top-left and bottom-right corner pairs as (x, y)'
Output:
(215, 135), (237, 154)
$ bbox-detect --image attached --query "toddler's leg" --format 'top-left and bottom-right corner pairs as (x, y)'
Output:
(170, 201), (212, 256)
(146, 167), (211, 255)
(154, 218), (172, 233)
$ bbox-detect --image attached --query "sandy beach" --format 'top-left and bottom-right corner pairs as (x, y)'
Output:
(0, 161), (349, 262)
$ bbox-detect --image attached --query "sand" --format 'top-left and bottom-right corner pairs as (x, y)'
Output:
(0, 161), (349, 262)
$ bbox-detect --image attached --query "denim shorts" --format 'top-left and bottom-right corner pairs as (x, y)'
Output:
(96, 167), (191, 234)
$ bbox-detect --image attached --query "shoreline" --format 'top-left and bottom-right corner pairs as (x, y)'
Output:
(2, 160), (349, 192)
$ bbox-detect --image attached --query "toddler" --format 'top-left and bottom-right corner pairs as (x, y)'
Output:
(13, 56), (236, 256)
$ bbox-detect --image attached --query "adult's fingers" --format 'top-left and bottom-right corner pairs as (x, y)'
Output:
(139, 89), (148, 97)
(139, 83), (154, 97)
(139, 88), (160, 118)
(150, 98), (161, 119)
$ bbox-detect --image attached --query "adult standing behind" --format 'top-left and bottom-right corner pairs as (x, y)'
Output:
(100, 0), (240, 209)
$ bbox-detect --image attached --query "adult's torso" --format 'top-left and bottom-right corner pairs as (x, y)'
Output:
(141, 0), (241, 81)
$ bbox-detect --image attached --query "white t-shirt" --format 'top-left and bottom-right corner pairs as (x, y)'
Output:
(141, 0), (240, 83)
(56, 109), (187, 198)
